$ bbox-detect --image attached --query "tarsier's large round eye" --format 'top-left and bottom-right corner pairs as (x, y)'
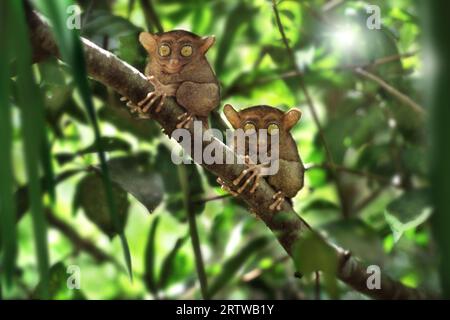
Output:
(180, 45), (193, 57)
(158, 45), (171, 57)
(243, 122), (256, 134)
(267, 123), (279, 135)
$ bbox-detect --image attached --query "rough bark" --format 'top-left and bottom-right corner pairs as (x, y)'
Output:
(26, 9), (431, 300)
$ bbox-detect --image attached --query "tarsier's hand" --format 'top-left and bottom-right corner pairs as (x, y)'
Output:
(138, 76), (178, 114)
(231, 155), (269, 194)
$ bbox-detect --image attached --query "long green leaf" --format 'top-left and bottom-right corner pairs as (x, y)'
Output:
(8, 0), (50, 298)
(41, 0), (133, 278)
(144, 216), (160, 296)
(0, 1), (17, 288)
(157, 236), (188, 290)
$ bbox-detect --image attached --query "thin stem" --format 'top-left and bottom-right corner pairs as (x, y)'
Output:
(272, 0), (350, 217)
(194, 194), (231, 204)
(45, 209), (120, 266)
(355, 68), (425, 117)
(139, 0), (163, 33)
(178, 165), (209, 299)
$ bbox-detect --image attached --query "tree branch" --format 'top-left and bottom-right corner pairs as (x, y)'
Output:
(45, 209), (119, 266)
(26, 9), (431, 300)
(355, 68), (425, 117)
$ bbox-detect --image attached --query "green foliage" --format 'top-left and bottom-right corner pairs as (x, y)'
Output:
(0, 0), (442, 300)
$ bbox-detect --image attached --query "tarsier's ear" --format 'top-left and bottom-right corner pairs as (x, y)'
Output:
(199, 36), (215, 54)
(283, 108), (302, 131)
(223, 104), (241, 129)
(139, 32), (157, 52)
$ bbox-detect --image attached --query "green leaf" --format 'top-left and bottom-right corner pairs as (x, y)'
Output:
(385, 189), (432, 242)
(41, 0), (133, 279)
(0, 1), (17, 287)
(292, 231), (339, 298)
(207, 236), (269, 298)
(106, 154), (164, 214)
(144, 217), (160, 296)
(214, 2), (256, 76)
(74, 172), (130, 238)
(157, 236), (188, 290)
(33, 262), (66, 300)
(8, 0), (50, 298)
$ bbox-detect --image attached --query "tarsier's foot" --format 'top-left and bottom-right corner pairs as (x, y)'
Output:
(217, 177), (238, 197)
(269, 191), (285, 211)
(232, 156), (264, 194)
(120, 96), (150, 119)
(176, 112), (195, 129)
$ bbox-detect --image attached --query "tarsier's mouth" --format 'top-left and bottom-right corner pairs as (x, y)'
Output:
(163, 63), (187, 74)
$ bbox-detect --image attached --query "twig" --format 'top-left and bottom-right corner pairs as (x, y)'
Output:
(223, 51), (418, 99)
(45, 209), (120, 266)
(353, 187), (384, 214)
(26, 9), (432, 299)
(355, 68), (425, 117)
(194, 194), (231, 204)
(271, 0), (350, 218)
(139, 0), (163, 33)
(241, 255), (289, 282)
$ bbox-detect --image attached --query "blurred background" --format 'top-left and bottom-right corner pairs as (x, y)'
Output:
(0, 0), (447, 300)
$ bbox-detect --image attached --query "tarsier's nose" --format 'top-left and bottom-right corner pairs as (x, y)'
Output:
(169, 59), (181, 67)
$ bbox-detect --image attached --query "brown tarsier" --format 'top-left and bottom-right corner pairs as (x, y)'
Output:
(219, 104), (305, 211)
(123, 30), (219, 128)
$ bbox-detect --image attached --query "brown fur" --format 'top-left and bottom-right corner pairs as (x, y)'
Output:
(224, 104), (305, 199)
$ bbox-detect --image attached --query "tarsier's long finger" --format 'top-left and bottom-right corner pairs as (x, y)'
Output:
(155, 94), (166, 113)
(269, 198), (283, 211)
(233, 169), (248, 186)
(143, 95), (160, 113)
(249, 176), (260, 194)
(147, 75), (158, 88)
(236, 169), (258, 194)
(120, 96), (128, 102)
(183, 115), (194, 129)
(177, 112), (188, 120)
(269, 192), (284, 211)
(138, 92), (154, 107)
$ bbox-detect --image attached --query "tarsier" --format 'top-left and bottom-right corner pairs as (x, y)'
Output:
(123, 30), (220, 128)
(219, 104), (305, 211)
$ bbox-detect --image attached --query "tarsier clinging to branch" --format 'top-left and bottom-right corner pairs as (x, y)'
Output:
(219, 104), (305, 211)
(123, 30), (220, 128)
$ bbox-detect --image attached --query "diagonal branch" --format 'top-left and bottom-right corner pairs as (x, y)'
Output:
(355, 68), (425, 117)
(26, 9), (431, 300)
